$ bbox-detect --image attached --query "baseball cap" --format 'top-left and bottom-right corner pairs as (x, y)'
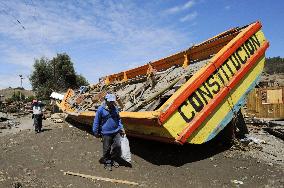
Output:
(105, 94), (116, 102)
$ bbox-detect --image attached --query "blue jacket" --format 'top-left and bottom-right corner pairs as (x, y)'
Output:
(92, 103), (124, 135)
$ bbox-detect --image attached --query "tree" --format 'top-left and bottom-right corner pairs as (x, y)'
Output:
(29, 53), (89, 99)
(29, 57), (53, 99)
(265, 56), (284, 74)
(12, 91), (25, 101)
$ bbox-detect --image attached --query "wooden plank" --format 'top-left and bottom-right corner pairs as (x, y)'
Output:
(64, 171), (139, 186)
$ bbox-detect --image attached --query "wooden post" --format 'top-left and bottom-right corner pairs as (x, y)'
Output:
(104, 76), (110, 85)
(182, 53), (189, 68)
(122, 71), (128, 82)
(64, 171), (139, 186)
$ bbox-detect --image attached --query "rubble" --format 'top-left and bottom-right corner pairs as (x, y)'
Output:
(0, 111), (283, 187)
(231, 180), (244, 185)
(0, 119), (20, 130)
(231, 119), (284, 167)
(244, 117), (284, 140)
(48, 113), (66, 123)
(66, 59), (209, 113)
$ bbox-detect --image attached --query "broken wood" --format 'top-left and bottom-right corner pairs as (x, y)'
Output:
(133, 73), (188, 111)
(63, 171), (139, 186)
(263, 127), (284, 140)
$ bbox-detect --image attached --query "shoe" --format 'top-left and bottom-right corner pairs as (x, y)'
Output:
(104, 163), (112, 171)
(99, 157), (105, 164)
(112, 161), (119, 168)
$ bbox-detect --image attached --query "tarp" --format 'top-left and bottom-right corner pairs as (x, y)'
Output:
(50, 92), (64, 100)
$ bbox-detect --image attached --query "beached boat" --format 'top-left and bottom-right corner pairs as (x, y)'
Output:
(60, 21), (269, 144)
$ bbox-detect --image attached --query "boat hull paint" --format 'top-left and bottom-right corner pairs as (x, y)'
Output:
(62, 22), (269, 145)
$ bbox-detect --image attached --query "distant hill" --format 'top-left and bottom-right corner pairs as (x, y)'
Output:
(265, 57), (284, 74)
(0, 88), (35, 100)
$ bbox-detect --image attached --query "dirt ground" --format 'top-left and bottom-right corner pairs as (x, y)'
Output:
(0, 114), (283, 188)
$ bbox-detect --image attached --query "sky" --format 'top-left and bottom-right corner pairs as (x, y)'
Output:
(0, 0), (283, 90)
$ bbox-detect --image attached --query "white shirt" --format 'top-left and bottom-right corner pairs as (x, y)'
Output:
(33, 106), (43, 115)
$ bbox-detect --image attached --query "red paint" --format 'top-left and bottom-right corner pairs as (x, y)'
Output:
(177, 41), (269, 144)
(159, 21), (262, 124)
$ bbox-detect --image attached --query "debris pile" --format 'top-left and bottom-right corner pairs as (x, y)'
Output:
(263, 126), (284, 140)
(67, 59), (209, 113)
(48, 113), (66, 123)
(0, 119), (20, 130)
(0, 101), (32, 114)
(244, 117), (284, 140)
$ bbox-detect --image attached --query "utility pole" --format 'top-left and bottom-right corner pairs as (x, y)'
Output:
(19, 75), (23, 101)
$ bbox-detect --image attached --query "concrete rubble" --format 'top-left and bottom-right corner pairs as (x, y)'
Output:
(48, 113), (67, 123)
(67, 59), (210, 113)
(232, 118), (284, 167)
(0, 115), (20, 130)
(0, 101), (33, 114)
(244, 117), (284, 141)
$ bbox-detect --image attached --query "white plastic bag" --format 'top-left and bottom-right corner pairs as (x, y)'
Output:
(120, 135), (131, 163)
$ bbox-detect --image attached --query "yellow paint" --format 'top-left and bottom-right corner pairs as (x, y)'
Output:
(182, 54), (189, 68)
(188, 56), (265, 143)
(126, 122), (173, 138)
(157, 24), (255, 113)
(120, 111), (160, 119)
(162, 30), (267, 143)
(61, 25), (268, 144)
(105, 76), (110, 85)
(60, 89), (75, 112)
(122, 72), (128, 82)
(74, 111), (160, 119)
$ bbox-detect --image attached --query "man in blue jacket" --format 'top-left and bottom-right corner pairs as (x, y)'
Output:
(93, 93), (125, 171)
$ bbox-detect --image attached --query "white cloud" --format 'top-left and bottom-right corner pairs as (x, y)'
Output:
(0, 0), (194, 89)
(180, 12), (198, 22)
(184, 1), (195, 9)
(164, 0), (196, 14)
(225, 5), (231, 10)
(0, 1), (112, 47)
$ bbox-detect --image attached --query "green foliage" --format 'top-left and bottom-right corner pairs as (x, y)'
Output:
(24, 95), (36, 103)
(76, 74), (89, 87)
(265, 56), (284, 74)
(5, 97), (13, 104)
(12, 91), (25, 101)
(5, 91), (29, 103)
(29, 53), (89, 99)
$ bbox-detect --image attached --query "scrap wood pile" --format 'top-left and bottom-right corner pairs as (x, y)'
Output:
(0, 117), (20, 129)
(47, 113), (66, 123)
(67, 59), (210, 113)
(0, 101), (32, 114)
(263, 126), (284, 140)
(245, 117), (284, 141)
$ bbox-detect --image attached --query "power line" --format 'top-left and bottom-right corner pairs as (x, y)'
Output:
(0, 1), (26, 30)
(0, 1), (50, 56)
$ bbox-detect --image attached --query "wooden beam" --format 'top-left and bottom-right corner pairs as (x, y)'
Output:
(64, 171), (139, 186)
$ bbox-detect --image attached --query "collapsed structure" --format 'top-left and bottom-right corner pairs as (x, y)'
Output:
(60, 21), (269, 145)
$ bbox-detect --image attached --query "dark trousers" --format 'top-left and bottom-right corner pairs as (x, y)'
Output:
(101, 132), (121, 164)
(34, 114), (43, 132)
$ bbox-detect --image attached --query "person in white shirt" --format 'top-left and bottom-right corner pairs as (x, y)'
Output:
(32, 100), (44, 133)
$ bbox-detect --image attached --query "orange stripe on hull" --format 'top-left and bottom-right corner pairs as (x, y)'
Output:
(176, 41), (269, 144)
(159, 21), (262, 124)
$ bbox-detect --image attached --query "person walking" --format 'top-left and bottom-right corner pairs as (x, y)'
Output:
(92, 94), (125, 171)
(32, 100), (44, 133)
